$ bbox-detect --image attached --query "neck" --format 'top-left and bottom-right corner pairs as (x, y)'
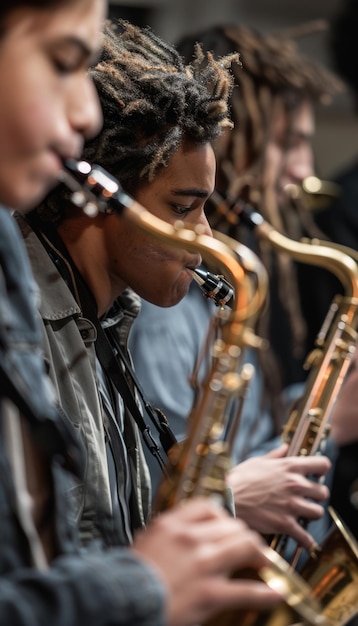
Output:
(57, 212), (126, 317)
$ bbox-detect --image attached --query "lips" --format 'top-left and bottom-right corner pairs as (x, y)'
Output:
(46, 151), (63, 178)
(185, 254), (202, 271)
(53, 134), (84, 171)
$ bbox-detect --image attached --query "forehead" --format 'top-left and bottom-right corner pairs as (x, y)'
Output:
(270, 99), (314, 139)
(2, 0), (105, 52)
(158, 141), (216, 190)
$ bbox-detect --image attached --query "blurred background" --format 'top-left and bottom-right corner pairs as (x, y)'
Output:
(108, 0), (358, 183)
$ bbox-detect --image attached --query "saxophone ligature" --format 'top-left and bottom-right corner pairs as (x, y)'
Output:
(60, 159), (328, 626)
(215, 192), (358, 626)
(192, 266), (234, 308)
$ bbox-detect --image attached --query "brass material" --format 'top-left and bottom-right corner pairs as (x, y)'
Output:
(238, 203), (358, 626)
(284, 176), (341, 212)
(205, 547), (329, 626)
(299, 507), (358, 626)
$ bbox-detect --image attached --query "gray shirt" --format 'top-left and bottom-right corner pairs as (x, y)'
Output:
(129, 281), (280, 496)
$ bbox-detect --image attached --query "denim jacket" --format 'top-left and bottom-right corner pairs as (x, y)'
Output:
(0, 207), (165, 626)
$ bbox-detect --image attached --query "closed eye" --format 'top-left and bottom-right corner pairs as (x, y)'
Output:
(170, 203), (193, 217)
(53, 58), (81, 74)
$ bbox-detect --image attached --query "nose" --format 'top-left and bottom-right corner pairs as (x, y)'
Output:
(70, 76), (103, 142)
(287, 144), (314, 184)
(199, 209), (213, 238)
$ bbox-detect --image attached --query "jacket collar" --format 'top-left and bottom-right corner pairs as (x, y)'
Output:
(15, 213), (142, 326)
(15, 213), (81, 322)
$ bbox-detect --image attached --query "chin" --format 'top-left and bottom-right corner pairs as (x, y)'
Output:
(154, 294), (185, 308)
(151, 285), (190, 308)
(144, 271), (192, 307)
(172, 276), (193, 305)
(2, 194), (33, 213)
(10, 179), (57, 213)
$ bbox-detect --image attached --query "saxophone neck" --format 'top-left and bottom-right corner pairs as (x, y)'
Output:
(238, 202), (358, 301)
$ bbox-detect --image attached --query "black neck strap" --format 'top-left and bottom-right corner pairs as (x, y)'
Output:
(26, 214), (177, 475)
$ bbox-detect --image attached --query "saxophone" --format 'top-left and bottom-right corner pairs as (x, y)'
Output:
(225, 199), (358, 626)
(61, 159), (328, 626)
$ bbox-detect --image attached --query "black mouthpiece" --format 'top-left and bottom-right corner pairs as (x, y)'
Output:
(193, 267), (234, 307)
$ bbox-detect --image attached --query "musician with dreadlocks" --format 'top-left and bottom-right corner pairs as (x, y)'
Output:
(15, 19), (284, 624)
(130, 23), (340, 553)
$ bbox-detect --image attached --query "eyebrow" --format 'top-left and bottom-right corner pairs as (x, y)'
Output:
(172, 188), (210, 199)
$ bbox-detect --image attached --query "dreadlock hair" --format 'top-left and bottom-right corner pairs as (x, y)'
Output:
(87, 20), (238, 188)
(36, 19), (239, 224)
(178, 24), (343, 426)
(178, 23), (341, 221)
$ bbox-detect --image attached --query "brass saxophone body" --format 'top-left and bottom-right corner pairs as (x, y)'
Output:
(239, 203), (358, 458)
(153, 228), (268, 512)
(61, 160), (328, 626)
(237, 202), (358, 626)
(237, 203), (358, 455)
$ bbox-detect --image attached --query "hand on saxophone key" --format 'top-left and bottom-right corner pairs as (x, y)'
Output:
(227, 443), (331, 551)
(132, 498), (282, 626)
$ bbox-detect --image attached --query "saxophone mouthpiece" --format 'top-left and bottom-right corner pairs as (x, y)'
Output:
(193, 267), (234, 308)
(63, 158), (92, 178)
(59, 159), (132, 218)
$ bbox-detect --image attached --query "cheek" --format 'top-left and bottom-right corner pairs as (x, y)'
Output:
(296, 145), (314, 172)
(263, 147), (282, 185)
(0, 77), (51, 160)
(114, 227), (170, 286)
(122, 220), (175, 263)
(19, 78), (60, 150)
(135, 238), (175, 271)
(124, 232), (185, 291)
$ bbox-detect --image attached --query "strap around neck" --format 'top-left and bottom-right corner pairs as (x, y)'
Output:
(25, 213), (177, 471)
